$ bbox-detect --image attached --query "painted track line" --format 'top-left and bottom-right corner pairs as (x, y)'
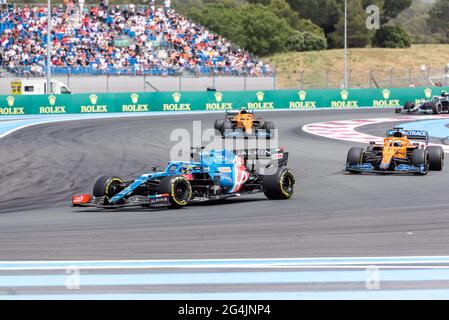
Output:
(2, 256), (449, 270)
(3, 269), (449, 287)
(3, 289), (449, 300)
(2, 257), (449, 299)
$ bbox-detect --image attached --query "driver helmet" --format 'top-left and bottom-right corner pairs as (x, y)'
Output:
(181, 165), (191, 173)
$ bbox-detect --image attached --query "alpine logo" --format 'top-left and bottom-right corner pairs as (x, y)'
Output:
(230, 155), (250, 193)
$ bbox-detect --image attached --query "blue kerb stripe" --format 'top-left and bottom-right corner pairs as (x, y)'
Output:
(0, 120), (34, 135)
(401, 119), (449, 139)
(0, 111), (223, 138)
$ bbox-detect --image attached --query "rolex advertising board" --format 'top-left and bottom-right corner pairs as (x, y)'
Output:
(0, 87), (447, 116)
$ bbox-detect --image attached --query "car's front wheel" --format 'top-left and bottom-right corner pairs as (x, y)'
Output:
(346, 147), (365, 173)
(93, 176), (124, 198)
(411, 149), (428, 175)
(158, 176), (192, 208)
(427, 146), (444, 171)
(347, 147), (364, 165)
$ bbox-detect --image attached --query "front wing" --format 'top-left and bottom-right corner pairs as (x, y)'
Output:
(346, 163), (427, 174)
(222, 129), (273, 139)
(72, 193), (243, 209)
(72, 194), (171, 209)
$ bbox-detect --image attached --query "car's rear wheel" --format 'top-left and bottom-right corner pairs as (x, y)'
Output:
(263, 121), (275, 138)
(427, 146), (444, 171)
(264, 121), (275, 131)
(223, 120), (233, 130)
(214, 119), (224, 131)
(263, 168), (295, 200)
(403, 101), (414, 112)
(158, 176), (192, 208)
(93, 176), (124, 198)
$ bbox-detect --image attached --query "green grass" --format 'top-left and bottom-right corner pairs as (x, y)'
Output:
(266, 45), (449, 89)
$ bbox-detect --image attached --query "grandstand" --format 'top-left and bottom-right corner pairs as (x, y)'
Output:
(0, 2), (273, 78)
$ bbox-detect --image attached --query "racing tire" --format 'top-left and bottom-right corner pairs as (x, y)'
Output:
(158, 176), (192, 208)
(264, 121), (275, 132)
(263, 168), (295, 200)
(263, 121), (275, 139)
(394, 108), (402, 114)
(427, 146), (444, 171)
(432, 101), (443, 114)
(402, 102), (414, 113)
(222, 120), (234, 138)
(347, 147), (365, 165)
(346, 147), (365, 174)
(411, 149), (428, 175)
(222, 120), (233, 130)
(214, 119), (224, 131)
(93, 176), (124, 198)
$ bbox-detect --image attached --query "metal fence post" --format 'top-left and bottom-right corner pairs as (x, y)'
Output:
(106, 74), (109, 93)
(179, 76), (182, 91)
(348, 70), (351, 88)
(325, 71), (329, 89)
(144, 74), (146, 92)
(408, 67), (413, 87)
(299, 71), (304, 90)
(389, 68), (393, 88)
(444, 67), (449, 87)
(244, 75), (247, 91)
(369, 70), (373, 88)
(273, 73), (277, 90)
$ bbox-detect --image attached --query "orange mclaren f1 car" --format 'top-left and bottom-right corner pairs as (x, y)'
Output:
(346, 128), (444, 174)
(214, 109), (275, 138)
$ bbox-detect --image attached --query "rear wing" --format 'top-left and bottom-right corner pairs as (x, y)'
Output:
(234, 148), (288, 167)
(225, 109), (254, 115)
(190, 147), (289, 168)
(387, 129), (429, 144)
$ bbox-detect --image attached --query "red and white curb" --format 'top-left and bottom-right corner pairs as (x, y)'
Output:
(302, 115), (449, 153)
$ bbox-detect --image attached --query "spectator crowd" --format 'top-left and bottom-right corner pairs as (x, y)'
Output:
(0, 2), (272, 76)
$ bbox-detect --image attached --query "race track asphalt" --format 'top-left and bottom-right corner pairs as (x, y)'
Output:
(1, 109), (449, 260)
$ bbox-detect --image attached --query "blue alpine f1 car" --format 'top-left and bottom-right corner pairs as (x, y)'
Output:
(72, 148), (295, 209)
